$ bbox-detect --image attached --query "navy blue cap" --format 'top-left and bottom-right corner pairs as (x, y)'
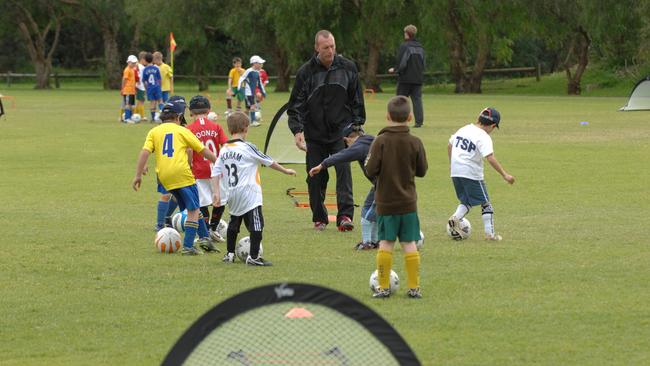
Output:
(478, 107), (500, 128)
(161, 96), (186, 115)
(342, 123), (363, 137)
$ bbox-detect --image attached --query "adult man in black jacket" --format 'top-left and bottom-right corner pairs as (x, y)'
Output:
(389, 24), (425, 127)
(288, 30), (366, 231)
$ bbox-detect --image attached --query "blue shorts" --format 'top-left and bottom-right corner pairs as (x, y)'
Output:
(157, 180), (169, 194)
(245, 95), (256, 109)
(147, 87), (162, 101)
(169, 184), (201, 212)
(452, 177), (490, 207)
(161, 91), (170, 103)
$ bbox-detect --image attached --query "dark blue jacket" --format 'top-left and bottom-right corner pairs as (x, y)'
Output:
(321, 134), (375, 183)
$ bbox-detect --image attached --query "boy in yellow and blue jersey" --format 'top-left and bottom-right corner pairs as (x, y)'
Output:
(132, 97), (218, 255)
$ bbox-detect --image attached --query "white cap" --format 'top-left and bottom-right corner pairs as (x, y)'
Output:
(250, 55), (265, 64)
(127, 55), (138, 63)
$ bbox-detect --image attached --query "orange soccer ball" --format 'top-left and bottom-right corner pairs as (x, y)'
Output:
(155, 228), (182, 253)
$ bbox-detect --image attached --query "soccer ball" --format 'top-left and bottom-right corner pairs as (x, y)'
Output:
(369, 270), (400, 293)
(131, 113), (141, 123)
(446, 217), (472, 240)
(217, 219), (228, 239)
(416, 231), (424, 250)
(254, 111), (262, 121)
(235, 236), (263, 261)
(155, 227), (182, 253)
(172, 210), (188, 232)
(207, 111), (218, 121)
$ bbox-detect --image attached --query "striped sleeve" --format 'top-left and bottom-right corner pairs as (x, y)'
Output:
(244, 142), (274, 167)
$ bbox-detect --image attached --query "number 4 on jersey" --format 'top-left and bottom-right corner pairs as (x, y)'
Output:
(163, 133), (175, 157)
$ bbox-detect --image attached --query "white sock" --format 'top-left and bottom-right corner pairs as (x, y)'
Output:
(453, 204), (469, 219)
(482, 213), (495, 236)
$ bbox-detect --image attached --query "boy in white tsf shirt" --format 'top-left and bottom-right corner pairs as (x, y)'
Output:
(448, 107), (515, 241)
(210, 112), (295, 266)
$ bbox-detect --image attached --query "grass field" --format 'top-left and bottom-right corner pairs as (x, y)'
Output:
(1, 84), (649, 365)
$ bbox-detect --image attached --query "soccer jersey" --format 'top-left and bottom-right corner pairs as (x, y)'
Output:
(238, 68), (266, 97)
(143, 65), (162, 90)
(159, 63), (173, 91)
(187, 117), (228, 179)
(136, 63), (145, 91)
(211, 139), (274, 216)
(121, 66), (136, 95)
(449, 124), (494, 180)
(228, 67), (244, 87)
(143, 122), (205, 190)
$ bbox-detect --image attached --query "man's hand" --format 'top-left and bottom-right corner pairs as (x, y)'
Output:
(309, 164), (324, 177)
(294, 132), (307, 152)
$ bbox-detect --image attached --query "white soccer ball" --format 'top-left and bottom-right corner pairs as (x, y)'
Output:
(254, 111), (262, 120)
(235, 236), (263, 261)
(131, 113), (141, 123)
(446, 217), (472, 240)
(155, 227), (182, 253)
(207, 111), (218, 121)
(217, 219), (228, 239)
(369, 269), (400, 293)
(171, 210), (188, 233)
(416, 231), (424, 250)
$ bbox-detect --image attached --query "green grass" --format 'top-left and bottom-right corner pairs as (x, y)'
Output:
(1, 85), (649, 365)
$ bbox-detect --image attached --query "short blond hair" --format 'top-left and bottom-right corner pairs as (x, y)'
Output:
(404, 24), (417, 39)
(314, 29), (333, 46)
(153, 51), (163, 61)
(387, 96), (411, 123)
(227, 111), (249, 134)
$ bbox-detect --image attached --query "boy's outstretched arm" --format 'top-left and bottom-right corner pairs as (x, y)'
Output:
(132, 149), (151, 191)
(486, 154), (515, 184)
(270, 162), (296, 176)
(201, 147), (217, 163)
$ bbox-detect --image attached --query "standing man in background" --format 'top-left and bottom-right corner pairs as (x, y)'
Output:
(288, 30), (366, 232)
(388, 24), (425, 128)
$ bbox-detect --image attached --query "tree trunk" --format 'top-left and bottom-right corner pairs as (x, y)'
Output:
(446, 0), (468, 93)
(99, 21), (121, 90)
(467, 32), (491, 93)
(34, 60), (51, 89)
(272, 44), (290, 92)
(566, 28), (590, 95)
(363, 42), (382, 92)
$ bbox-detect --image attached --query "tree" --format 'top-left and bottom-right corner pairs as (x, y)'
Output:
(7, 0), (72, 89)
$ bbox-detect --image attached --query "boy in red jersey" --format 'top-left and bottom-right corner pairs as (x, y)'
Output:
(187, 95), (229, 245)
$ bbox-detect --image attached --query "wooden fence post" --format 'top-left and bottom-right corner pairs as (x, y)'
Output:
(54, 73), (60, 88)
(6, 72), (11, 87)
(536, 63), (541, 82)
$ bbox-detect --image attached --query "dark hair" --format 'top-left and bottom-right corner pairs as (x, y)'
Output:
(227, 111), (249, 134)
(387, 96), (411, 123)
(160, 111), (178, 122)
(232, 57), (242, 64)
(144, 52), (153, 63)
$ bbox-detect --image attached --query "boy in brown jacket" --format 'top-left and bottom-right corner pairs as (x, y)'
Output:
(365, 96), (428, 298)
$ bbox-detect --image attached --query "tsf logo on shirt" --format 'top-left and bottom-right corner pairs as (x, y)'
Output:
(453, 136), (477, 153)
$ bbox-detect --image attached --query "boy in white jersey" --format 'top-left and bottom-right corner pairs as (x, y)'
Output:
(448, 107), (515, 241)
(210, 112), (296, 266)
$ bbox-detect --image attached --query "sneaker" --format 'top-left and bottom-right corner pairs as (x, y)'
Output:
(354, 241), (376, 250)
(209, 229), (225, 242)
(181, 246), (203, 256)
(314, 222), (327, 231)
(246, 255), (273, 266)
(250, 121), (261, 127)
(337, 216), (354, 232)
(448, 215), (461, 233)
(414, 123), (423, 128)
(407, 288), (422, 299)
(372, 288), (391, 298)
(197, 237), (220, 253)
(485, 234), (503, 241)
(124, 119), (135, 124)
(222, 252), (235, 263)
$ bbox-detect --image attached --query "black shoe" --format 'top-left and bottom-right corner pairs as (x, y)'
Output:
(407, 288), (422, 299)
(197, 238), (220, 253)
(246, 255), (273, 266)
(414, 123), (423, 128)
(372, 288), (391, 298)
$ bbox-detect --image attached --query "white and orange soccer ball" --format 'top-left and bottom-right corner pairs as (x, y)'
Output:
(155, 227), (182, 253)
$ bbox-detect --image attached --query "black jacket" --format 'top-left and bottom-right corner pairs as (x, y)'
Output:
(288, 54), (366, 144)
(394, 38), (425, 85)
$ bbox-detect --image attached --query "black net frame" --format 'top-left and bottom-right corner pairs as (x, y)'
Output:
(161, 283), (420, 366)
